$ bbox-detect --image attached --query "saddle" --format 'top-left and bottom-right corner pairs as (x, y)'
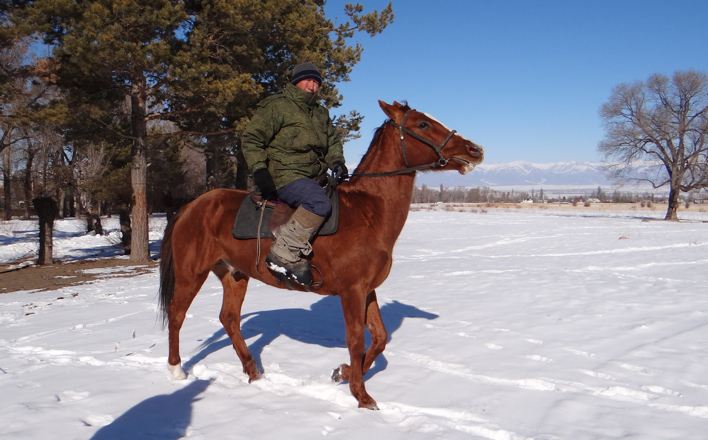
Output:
(232, 188), (339, 240)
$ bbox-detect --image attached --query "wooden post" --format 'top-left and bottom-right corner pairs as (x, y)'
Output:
(85, 213), (103, 235)
(33, 196), (58, 265)
(93, 214), (103, 236)
(86, 213), (95, 233)
(119, 205), (132, 255)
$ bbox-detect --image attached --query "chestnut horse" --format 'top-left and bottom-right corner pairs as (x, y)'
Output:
(158, 100), (484, 409)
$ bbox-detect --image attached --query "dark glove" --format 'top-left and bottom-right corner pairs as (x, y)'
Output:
(331, 161), (349, 184)
(253, 168), (277, 201)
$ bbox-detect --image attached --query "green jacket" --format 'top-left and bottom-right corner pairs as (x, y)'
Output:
(241, 83), (345, 189)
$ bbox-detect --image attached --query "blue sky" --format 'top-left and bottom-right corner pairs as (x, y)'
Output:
(324, 0), (708, 165)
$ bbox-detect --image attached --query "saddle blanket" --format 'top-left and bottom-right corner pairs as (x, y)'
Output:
(232, 189), (339, 240)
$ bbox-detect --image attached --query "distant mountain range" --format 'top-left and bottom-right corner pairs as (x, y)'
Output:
(413, 161), (613, 188)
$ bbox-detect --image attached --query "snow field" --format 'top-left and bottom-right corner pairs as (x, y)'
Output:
(1, 208), (707, 439)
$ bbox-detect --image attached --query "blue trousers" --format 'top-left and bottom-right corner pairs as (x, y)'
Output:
(276, 178), (331, 217)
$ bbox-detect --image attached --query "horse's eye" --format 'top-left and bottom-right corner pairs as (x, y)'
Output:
(418, 121), (430, 130)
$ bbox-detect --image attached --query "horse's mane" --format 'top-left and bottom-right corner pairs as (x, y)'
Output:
(354, 102), (411, 174)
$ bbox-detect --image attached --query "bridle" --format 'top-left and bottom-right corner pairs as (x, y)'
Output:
(350, 109), (459, 178)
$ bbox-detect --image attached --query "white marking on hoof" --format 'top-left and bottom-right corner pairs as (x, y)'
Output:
(331, 367), (343, 383)
(168, 362), (187, 380)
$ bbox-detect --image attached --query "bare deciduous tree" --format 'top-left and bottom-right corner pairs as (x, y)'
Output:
(2, 34), (63, 219)
(74, 141), (111, 213)
(599, 70), (708, 220)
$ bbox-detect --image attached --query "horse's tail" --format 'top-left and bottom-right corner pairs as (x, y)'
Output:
(158, 210), (181, 328)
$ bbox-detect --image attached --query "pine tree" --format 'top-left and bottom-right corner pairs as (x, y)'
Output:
(19, 0), (393, 261)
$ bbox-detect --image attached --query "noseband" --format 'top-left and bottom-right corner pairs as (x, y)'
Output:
(351, 109), (458, 178)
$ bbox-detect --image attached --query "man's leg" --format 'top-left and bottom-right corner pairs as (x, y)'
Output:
(276, 178), (331, 217)
(266, 178), (330, 285)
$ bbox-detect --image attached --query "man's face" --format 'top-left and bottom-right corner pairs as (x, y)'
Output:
(296, 78), (319, 94)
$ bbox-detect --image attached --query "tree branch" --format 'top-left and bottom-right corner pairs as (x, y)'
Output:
(147, 129), (235, 140)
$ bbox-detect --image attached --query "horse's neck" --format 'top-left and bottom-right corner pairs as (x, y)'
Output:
(347, 127), (416, 231)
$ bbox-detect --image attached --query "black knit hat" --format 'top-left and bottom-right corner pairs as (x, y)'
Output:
(290, 62), (322, 86)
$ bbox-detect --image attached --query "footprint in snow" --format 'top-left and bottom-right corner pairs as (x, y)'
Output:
(57, 390), (90, 402)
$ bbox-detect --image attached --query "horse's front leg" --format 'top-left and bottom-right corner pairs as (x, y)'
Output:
(336, 290), (378, 409)
(362, 290), (387, 374)
(333, 290), (387, 381)
(214, 262), (261, 383)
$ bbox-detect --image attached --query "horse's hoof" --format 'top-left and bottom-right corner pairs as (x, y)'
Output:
(332, 364), (349, 383)
(167, 362), (187, 380)
(359, 402), (379, 410)
(248, 372), (262, 383)
(331, 366), (343, 383)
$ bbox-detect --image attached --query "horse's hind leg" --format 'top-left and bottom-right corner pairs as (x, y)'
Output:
(213, 262), (262, 383)
(167, 271), (209, 379)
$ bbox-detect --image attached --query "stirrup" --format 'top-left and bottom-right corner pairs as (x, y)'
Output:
(266, 255), (314, 286)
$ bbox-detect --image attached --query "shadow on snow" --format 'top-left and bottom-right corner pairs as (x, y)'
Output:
(183, 295), (438, 381)
(89, 297), (435, 438)
(90, 379), (211, 440)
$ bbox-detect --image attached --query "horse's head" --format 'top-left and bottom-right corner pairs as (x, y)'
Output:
(378, 100), (484, 174)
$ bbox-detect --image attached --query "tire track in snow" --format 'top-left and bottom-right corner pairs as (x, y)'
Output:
(396, 240), (707, 262)
(524, 241), (707, 258)
(12, 309), (152, 343)
(380, 402), (533, 440)
(396, 351), (708, 419)
(188, 362), (532, 439)
(397, 351), (556, 391)
(2, 344), (168, 371)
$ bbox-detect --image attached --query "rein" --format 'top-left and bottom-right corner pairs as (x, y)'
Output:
(350, 109), (458, 178)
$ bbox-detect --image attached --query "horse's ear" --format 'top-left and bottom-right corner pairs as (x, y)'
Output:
(378, 100), (405, 124)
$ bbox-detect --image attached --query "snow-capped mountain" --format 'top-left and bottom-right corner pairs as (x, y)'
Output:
(414, 161), (611, 188)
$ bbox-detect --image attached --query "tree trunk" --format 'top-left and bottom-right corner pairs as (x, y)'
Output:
(129, 83), (150, 261)
(23, 150), (35, 219)
(206, 146), (217, 191)
(55, 188), (64, 219)
(33, 196), (58, 265)
(665, 185), (681, 221)
(235, 148), (250, 190)
(62, 189), (74, 218)
(67, 186), (76, 217)
(2, 145), (11, 220)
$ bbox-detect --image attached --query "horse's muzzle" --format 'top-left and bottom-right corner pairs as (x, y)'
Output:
(467, 143), (484, 160)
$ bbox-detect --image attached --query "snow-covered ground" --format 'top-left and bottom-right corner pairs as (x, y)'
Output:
(1, 207), (708, 439)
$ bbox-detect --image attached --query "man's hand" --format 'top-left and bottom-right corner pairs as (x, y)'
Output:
(253, 169), (277, 200)
(332, 161), (349, 184)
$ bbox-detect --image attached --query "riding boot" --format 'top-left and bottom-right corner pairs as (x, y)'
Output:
(266, 206), (324, 285)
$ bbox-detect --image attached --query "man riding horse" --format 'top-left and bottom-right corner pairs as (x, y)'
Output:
(241, 62), (348, 286)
